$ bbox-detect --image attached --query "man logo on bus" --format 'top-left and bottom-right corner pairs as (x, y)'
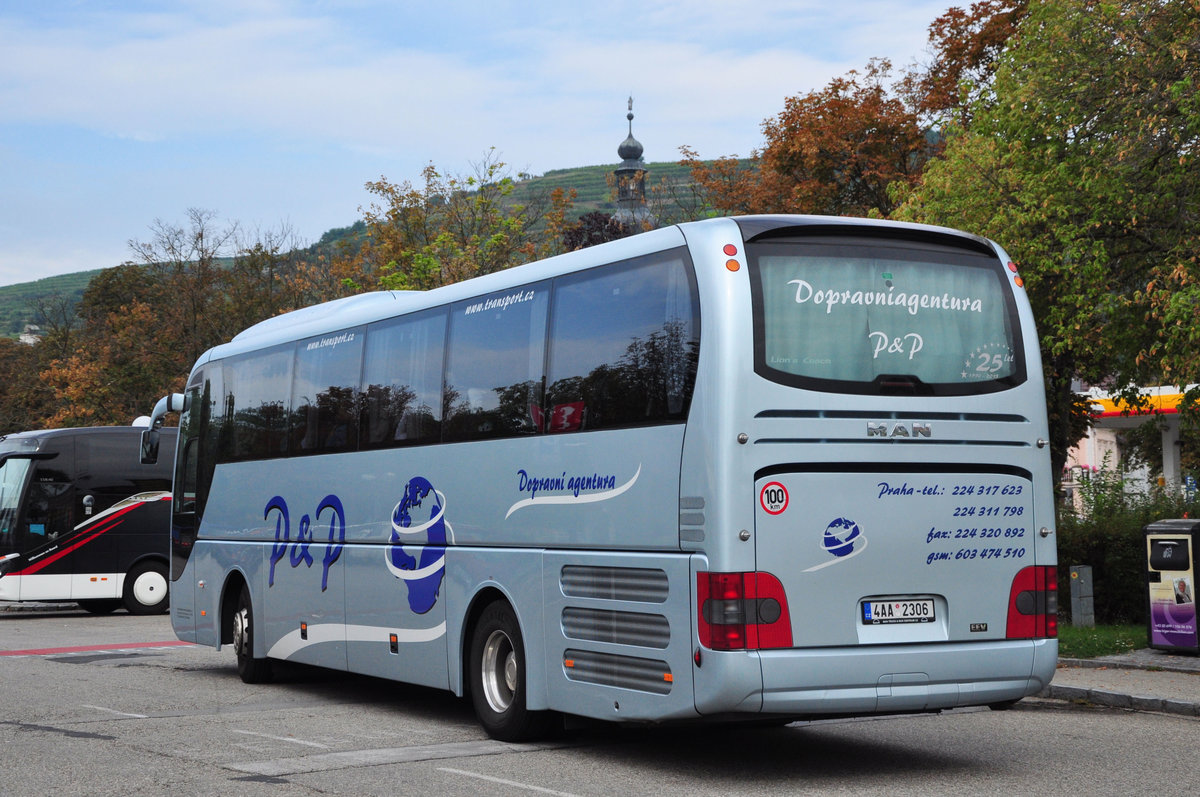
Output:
(385, 477), (453, 615)
(822, 517), (864, 558)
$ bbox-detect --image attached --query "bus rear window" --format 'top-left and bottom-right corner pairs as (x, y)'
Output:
(749, 238), (1025, 395)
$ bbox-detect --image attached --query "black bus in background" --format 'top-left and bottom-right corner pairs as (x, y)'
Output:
(0, 426), (176, 614)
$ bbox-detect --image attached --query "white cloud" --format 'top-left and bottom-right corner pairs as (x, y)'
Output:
(0, 0), (953, 283)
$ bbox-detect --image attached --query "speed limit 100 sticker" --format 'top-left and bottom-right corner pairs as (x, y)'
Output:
(760, 482), (789, 515)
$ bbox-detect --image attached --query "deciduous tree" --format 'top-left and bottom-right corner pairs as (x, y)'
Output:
(682, 60), (931, 218)
(893, 0), (1200, 479)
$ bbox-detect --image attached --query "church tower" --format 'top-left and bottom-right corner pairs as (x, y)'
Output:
(613, 97), (651, 225)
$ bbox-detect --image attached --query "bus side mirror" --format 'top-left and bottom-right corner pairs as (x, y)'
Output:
(141, 392), (185, 464)
(140, 427), (161, 465)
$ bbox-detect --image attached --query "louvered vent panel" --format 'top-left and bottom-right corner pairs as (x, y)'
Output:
(560, 566), (669, 603)
(563, 649), (673, 695)
(562, 607), (670, 649)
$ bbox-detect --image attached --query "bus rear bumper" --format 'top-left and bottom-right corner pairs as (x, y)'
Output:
(755, 639), (1057, 715)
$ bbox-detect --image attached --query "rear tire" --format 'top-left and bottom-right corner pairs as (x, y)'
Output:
(233, 585), (273, 684)
(78, 599), (122, 614)
(123, 560), (169, 615)
(468, 601), (551, 741)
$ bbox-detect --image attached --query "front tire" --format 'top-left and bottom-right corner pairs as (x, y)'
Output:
(123, 560), (169, 615)
(468, 601), (551, 741)
(233, 585), (273, 684)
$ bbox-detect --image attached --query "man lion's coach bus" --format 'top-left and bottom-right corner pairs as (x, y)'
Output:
(142, 215), (1057, 740)
(0, 425), (175, 614)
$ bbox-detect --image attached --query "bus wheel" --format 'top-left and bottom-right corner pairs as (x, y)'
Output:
(123, 560), (169, 615)
(78, 599), (122, 614)
(233, 586), (273, 684)
(468, 601), (551, 741)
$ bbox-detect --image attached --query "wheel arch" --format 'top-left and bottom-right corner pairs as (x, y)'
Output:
(219, 570), (250, 648)
(457, 585), (510, 698)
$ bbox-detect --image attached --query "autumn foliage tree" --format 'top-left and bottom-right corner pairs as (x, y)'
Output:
(682, 60), (932, 218)
(341, 152), (574, 293)
(910, 0), (1029, 123)
(34, 212), (320, 428)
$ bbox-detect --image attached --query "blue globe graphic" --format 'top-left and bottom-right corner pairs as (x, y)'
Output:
(389, 476), (447, 614)
(822, 518), (861, 558)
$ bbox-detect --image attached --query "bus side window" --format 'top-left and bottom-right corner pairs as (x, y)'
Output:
(546, 251), (700, 432)
(361, 308), (446, 449)
(292, 329), (364, 456)
(225, 348), (293, 461)
(444, 283), (550, 442)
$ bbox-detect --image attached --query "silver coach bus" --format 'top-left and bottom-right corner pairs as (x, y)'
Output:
(142, 215), (1057, 740)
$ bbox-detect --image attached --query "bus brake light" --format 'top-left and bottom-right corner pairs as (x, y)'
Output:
(1005, 565), (1058, 639)
(697, 571), (793, 651)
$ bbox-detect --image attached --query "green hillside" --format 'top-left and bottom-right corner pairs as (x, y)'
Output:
(514, 159), (700, 215)
(0, 269), (103, 337)
(0, 159), (710, 336)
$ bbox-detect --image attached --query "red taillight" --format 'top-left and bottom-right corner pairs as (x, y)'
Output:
(1006, 565), (1058, 639)
(697, 571), (792, 651)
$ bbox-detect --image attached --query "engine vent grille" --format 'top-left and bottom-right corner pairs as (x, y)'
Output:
(562, 607), (671, 649)
(561, 565), (669, 603)
(563, 649), (673, 694)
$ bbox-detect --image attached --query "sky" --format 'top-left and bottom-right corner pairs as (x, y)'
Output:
(0, 0), (953, 287)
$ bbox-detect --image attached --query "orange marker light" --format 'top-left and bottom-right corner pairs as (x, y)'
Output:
(726, 259), (741, 272)
(1014, 276), (1024, 288)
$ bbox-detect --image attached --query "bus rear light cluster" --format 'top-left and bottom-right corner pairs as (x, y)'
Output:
(1005, 565), (1058, 639)
(697, 571), (793, 650)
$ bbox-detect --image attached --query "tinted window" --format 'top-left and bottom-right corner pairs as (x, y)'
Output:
(444, 283), (549, 441)
(225, 347), (292, 460)
(0, 457), (33, 556)
(177, 368), (224, 517)
(546, 251), (699, 432)
(292, 329), (364, 455)
(361, 309), (446, 448)
(750, 238), (1025, 395)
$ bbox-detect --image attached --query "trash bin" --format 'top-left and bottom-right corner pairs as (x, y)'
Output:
(1145, 519), (1199, 654)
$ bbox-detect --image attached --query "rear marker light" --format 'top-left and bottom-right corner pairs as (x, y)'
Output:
(723, 244), (738, 256)
(1008, 261), (1024, 288)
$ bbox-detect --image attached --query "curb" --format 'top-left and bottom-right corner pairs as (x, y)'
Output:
(1037, 683), (1200, 717)
(1039, 653), (1200, 717)
(1057, 655), (1200, 675)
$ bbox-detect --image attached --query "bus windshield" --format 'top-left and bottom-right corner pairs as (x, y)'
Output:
(750, 237), (1025, 395)
(0, 456), (32, 555)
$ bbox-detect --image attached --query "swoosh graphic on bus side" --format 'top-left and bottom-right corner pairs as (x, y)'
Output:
(503, 465), (642, 519)
(266, 622), (447, 660)
(800, 538), (869, 572)
(10, 491), (172, 576)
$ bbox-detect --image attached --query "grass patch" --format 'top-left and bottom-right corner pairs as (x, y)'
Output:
(1057, 623), (1147, 658)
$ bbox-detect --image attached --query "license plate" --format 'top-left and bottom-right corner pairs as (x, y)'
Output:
(861, 599), (935, 625)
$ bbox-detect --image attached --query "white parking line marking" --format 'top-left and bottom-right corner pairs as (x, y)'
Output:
(227, 739), (571, 776)
(439, 767), (581, 796)
(231, 729), (331, 749)
(82, 705), (148, 718)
